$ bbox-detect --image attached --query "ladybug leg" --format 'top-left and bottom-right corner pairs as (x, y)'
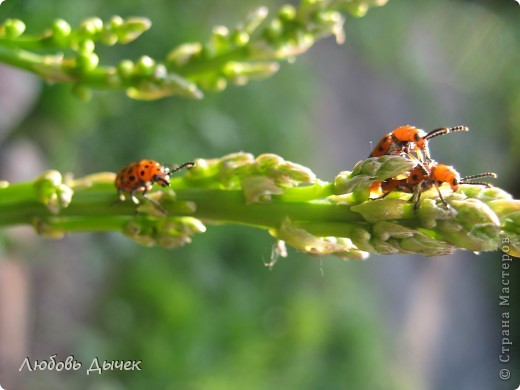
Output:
(141, 189), (167, 215)
(379, 189), (398, 199)
(411, 186), (422, 211)
(410, 179), (431, 211)
(112, 189), (127, 206)
(369, 190), (398, 201)
(416, 149), (429, 162)
(129, 190), (140, 205)
(118, 190), (126, 202)
(433, 182), (448, 209)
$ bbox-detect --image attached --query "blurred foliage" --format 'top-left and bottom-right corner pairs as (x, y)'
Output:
(0, 0), (387, 100)
(90, 247), (394, 389)
(1, 0), (519, 389)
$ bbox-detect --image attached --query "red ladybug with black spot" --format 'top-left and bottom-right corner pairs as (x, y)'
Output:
(115, 159), (194, 211)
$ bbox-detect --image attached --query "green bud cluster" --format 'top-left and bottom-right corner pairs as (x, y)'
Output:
(164, 0), (387, 94)
(187, 152), (316, 203)
(123, 217), (206, 249)
(33, 170), (73, 214)
(166, 7), (278, 93)
(0, 15), (150, 49)
(245, 1), (381, 70)
(1, 2), (387, 100)
(0, 15), (172, 100)
(53, 16), (151, 48)
(270, 218), (369, 260)
(125, 62), (203, 100)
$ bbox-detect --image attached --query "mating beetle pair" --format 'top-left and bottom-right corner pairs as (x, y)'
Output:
(368, 125), (496, 209)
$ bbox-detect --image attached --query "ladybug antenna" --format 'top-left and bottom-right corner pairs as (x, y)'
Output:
(167, 161), (195, 174)
(424, 125), (469, 141)
(460, 172), (496, 187)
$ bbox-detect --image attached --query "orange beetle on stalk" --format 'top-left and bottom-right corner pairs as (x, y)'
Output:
(115, 159), (194, 213)
(369, 125), (468, 161)
(370, 160), (496, 210)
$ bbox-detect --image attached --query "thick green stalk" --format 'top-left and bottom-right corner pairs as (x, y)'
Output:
(0, 153), (518, 260)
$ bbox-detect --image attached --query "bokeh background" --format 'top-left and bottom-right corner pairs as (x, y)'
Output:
(0, 0), (519, 389)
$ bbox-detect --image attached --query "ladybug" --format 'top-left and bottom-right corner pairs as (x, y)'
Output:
(369, 125), (468, 161)
(115, 159), (194, 212)
(371, 161), (496, 210)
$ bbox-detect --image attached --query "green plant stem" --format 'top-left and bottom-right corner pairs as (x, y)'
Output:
(0, 183), (362, 232)
(0, 45), (47, 74)
(1, 154), (518, 258)
(180, 189), (364, 228)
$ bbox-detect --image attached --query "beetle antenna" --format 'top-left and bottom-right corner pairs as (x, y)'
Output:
(167, 161), (196, 174)
(424, 125), (469, 141)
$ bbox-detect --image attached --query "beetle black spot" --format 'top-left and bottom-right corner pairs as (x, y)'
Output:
(128, 175), (136, 182)
(139, 170), (146, 177)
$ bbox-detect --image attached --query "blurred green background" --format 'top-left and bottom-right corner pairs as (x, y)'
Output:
(0, 0), (518, 389)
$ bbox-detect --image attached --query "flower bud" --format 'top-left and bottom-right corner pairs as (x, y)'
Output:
(223, 61), (280, 85)
(372, 221), (415, 241)
(135, 55), (155, 76)
(167, 42), (203, 67)
(109, 15), (123, 28)
(278, 5), (296, 22)
(242, 176), (283, 203)
(51, 19), (72, 43)
(264, 19), (283, 42)
(231, 30), (250, 47)
(117, 17), (151, 44)
(241, 7), (269, 35)
(33, 218), (66, 239)
(117, 59), (134, 78)
(3, 19), (26, 38)
(198, 75), (227, 92)
(75, 52), (99, 72)
(33, 171), (73, 214)
(78, 39), (95, 55)
(351, 198), (409, 223)
(80, 17), (103, 37)
(399, 234), (454, 256)
(126, 72), (203, 100)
